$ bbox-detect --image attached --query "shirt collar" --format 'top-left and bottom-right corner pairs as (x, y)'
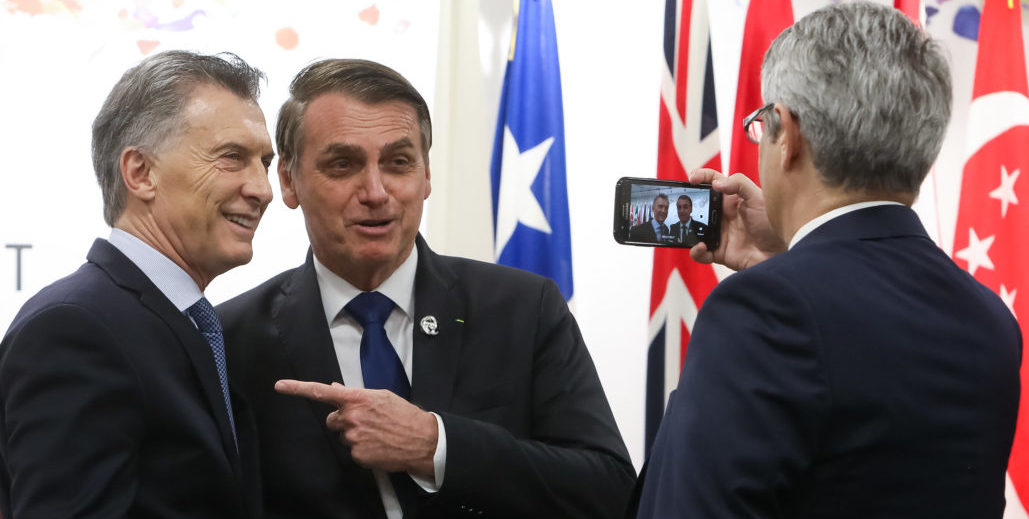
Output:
(788, 201), (904, 250)
(108, 228), (203, 311)
(313, 246), (419, 325)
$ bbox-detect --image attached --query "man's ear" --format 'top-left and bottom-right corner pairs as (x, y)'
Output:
(278, 159), (300, 209)
(775, 104), (804, 171)
(120, 148), (156, 201)
(423, 162), (431, 200)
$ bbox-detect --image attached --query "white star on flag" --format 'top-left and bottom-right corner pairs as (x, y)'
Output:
(1001, 284), (1018, 318)
(988, 165), (1020, 217)
(954, 228), (996, 276)
(493, 127), (554, 259)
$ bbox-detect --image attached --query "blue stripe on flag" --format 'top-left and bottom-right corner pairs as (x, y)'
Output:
(490, 0), (574, 301)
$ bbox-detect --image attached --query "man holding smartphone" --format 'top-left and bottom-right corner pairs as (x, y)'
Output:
(633, 3), (1021, 518)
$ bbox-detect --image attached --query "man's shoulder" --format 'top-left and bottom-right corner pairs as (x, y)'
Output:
(429, 250), (551, 289)
(217, 265), (302, 320)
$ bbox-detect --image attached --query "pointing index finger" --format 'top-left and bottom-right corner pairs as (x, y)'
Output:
(275, 379), (353, 406)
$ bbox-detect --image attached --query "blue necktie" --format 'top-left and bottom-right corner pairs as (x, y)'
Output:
(345, 291), (410, 400)
(187, 297), (238, 445)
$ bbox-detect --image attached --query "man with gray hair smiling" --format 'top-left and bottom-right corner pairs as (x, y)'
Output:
(0, 50), (273, 517)
(633, 2), (1021, 518)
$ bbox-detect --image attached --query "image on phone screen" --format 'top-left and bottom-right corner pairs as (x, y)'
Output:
(612, 177), (721, 249)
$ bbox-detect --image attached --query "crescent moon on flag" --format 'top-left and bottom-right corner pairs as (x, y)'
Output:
(964, 91), (1029, 162)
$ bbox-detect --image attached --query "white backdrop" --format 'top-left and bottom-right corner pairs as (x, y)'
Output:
(1, 0), (1025, 473)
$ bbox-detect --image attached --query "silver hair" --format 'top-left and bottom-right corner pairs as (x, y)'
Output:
(761, 1), (951, 195)
(91, 50), (265, 226)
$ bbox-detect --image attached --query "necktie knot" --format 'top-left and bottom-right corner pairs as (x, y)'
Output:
(345, 291), (395, 327)
(188, 297), (223, 335)
(345, 291), (409, 400)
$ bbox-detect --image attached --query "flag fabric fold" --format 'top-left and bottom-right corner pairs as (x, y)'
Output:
(950, 0), (1029, 511)
(490, 0), (574, 301)
(894, 0), (924, 25)
(645, 0), (723, 455)
(727, 0), (793, 179)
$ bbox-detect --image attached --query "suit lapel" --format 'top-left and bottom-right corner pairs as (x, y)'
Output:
(87, 240), (244, 475)
(271, 253), (361, 463)
(410, 236), (466, 412)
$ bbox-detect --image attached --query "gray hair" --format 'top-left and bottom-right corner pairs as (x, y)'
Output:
(91, 50), (265, 226)
(761, 1), (951, 195)
(276, 58), (432, 174)
(653, 193), (669, 204)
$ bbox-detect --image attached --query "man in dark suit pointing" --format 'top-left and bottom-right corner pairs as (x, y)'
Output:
(218, 58), (634, 519)
(0, 51), (273, 517)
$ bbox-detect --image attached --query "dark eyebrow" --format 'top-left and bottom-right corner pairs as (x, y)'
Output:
(381, 137), (416, 156)
(319, 143), (366, 159)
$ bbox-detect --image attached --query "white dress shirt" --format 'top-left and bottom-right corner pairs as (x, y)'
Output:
(312, 247), (447, 518)
(108, 229), (203, 311)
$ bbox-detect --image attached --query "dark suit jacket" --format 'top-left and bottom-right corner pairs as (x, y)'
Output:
(628, 220), (663, 243)
(0, 239), (261, 519)
(635, 205), (1021, 518)
(668, 219), (708, 247)
(218, 235), (635, 519)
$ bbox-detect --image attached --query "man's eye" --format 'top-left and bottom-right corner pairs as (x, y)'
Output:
(388, 156), (412, 169)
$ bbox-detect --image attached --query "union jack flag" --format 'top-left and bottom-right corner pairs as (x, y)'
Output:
(644, 0), (721, 455)
(645, 0), (793, 454)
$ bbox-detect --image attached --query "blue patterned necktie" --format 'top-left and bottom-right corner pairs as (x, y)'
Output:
(187, 297), (238, 445)
(345, 291), (410, 400)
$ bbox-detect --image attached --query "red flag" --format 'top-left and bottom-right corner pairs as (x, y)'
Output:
(645, 0), (722, 454)
(727, 0), (793, 180)
(950, 0), (1029, 506)
(894, 0), (923, 25)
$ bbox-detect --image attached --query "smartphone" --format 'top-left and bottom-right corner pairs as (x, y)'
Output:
(613, 177), (722, 249)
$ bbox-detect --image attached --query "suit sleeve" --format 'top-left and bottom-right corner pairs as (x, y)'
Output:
(635, 268), (829, 518)
(437, 280), (636, 519)
(0, 304), (143, 518)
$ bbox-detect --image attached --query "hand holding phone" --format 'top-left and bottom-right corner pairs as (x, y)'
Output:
(686, 169), (786, 270)
(612, 177), (722, 249)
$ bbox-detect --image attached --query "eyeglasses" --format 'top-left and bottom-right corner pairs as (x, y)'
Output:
(743, 103), (775, 144)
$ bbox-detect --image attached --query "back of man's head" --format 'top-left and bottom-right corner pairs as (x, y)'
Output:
(275, 59), (432, 174)
(761, 1), (951, 196)
(91, 50), (265, 226)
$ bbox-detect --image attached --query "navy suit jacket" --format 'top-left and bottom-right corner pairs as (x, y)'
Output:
(0, 239), (261, 519)
(218, 235), (635, 519)
(635, 205), (1021, 518)
(668, 219), (709, 247)
(629, 220), (665, 243)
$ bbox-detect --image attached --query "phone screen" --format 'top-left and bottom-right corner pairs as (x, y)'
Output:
(612, 177), (721, 249)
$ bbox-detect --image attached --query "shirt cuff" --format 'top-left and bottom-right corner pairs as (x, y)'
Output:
(409, 412), (446, 492)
